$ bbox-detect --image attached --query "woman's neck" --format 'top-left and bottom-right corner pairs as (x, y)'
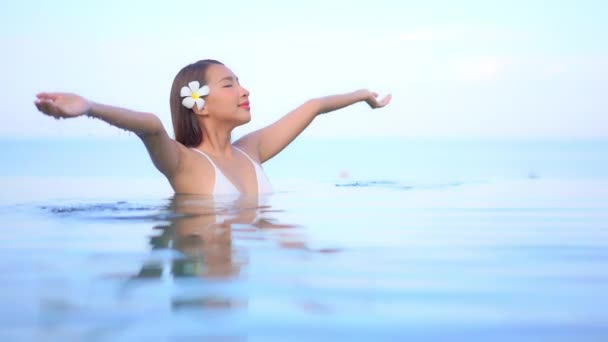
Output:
(198, 122), (234, 159)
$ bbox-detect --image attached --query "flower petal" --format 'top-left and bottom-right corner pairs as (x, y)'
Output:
(182, 97), (195, 109)
(195, 98), (205, 110)
(199, 85), (210, 96)
(180, 86), (192, 97)
(188, 81), (200, 92)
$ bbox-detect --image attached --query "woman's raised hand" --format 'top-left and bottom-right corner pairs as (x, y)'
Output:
(34, 92), (92, 119)
(359, 90), (392, 109)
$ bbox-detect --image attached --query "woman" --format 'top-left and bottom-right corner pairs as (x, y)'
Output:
(35, 59), (392, 195)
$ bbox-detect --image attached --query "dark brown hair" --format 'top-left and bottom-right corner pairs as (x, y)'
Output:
(170, 59), (224, 147)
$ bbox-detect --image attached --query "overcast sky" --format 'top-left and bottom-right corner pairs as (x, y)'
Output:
(1, 0), (606, 139)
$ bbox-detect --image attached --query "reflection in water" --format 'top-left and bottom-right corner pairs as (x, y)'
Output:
(134, 194), (302, 311)
(17, 177), (608, 340)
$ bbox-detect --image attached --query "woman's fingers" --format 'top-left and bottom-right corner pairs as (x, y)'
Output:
(367, 94), (391, 109)
(34, 101), (44, 113)
(34, 100), (49, 113)
(35, 99), (60, 116)
(36, 92), (59, 101)
(35, 94), (57, 114)
(378, 94), (392, 107)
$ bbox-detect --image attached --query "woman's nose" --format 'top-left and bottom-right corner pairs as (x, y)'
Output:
(240, 86), (250, 97)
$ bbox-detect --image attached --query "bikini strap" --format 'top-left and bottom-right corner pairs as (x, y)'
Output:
(191, 148), (219, 169)
(233, 146), (259, 166)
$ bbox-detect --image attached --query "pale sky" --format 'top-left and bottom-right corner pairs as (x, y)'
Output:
(1, 0), (606, 139)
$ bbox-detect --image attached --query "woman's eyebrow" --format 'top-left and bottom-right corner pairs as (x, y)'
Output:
(217, 76), (239, 83)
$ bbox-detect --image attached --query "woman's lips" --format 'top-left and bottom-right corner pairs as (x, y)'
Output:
(239, 102), (250, 110)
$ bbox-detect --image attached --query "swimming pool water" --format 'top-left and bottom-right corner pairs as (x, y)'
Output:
(1, 138), (607, 340)
(1, 177), (608, 341)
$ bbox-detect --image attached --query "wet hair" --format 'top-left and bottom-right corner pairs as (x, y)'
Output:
(170, 59), (224, 147)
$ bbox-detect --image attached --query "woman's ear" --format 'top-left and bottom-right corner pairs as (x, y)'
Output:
(192, 102), (209, 116)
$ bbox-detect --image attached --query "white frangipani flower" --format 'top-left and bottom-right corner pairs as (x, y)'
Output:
(180, 81), (210, 110)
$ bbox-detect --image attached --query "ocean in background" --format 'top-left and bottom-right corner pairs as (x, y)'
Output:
(2, 136), (607, 183)
(1, 137), (608, 340)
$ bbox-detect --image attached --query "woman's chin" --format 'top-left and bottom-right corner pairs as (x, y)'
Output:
(231, 114), (251, 127)
(240, 113), (252, 124)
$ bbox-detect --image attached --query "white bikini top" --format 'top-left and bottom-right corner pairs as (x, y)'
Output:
(191, 146), (273, 195)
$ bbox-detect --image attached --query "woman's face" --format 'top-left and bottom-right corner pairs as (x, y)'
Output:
(202, 64), (251, 125)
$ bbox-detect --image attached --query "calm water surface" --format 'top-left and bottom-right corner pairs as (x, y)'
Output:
(1, 138), (608, 340)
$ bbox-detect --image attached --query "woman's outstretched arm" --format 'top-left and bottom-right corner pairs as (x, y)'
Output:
(236, 89), (391, 163)
(34, 92), (182, 177)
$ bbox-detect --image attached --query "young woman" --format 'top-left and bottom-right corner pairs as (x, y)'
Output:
(35, 59), (391, 196)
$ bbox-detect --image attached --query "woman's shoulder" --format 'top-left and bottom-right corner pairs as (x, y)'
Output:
(168, 143), (215, 193)
(233, 137), (261, 163)
(173, 143), (213, 172)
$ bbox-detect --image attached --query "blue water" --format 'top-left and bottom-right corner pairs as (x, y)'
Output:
(1, 137), (608, 340)
(2, 137), (607, 181)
